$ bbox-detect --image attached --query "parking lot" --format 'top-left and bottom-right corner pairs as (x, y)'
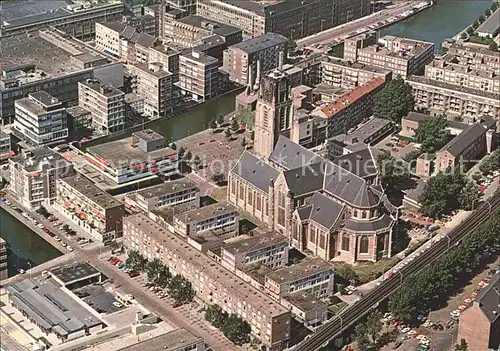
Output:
(375, 134), (419, 160)
(75, 285), (122, 314)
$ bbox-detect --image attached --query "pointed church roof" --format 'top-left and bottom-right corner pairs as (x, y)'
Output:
(283, 162), (324, 196)
(352, 184), (380, 208)
(269, 135), (322, 170)
(230, 151), (279, 192)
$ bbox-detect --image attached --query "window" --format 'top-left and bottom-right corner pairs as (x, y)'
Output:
(360, 236), (369, 253)
(342, 235), (350, 251)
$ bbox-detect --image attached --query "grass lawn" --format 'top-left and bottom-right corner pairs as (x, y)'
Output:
(328, 301), (348, 315)
(210, 186), (227, 202)
(336, 255), (401, 284)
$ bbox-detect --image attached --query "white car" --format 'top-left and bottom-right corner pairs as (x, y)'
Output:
(61, 242), (67, 247)
(113, 302), (123, 308)
(37, 223), (45, 229)
(22, 212), (29, 218)
(54, 236), (61, 241)
(401, 327), (410, 333)
(66, 246), (74, 252)
(5, 200), (11, 205)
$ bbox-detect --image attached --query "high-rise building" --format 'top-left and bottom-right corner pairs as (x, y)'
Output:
(178, 51), (220, 102)
(14, 92), (68, 146)
(133, 62), (174, 118)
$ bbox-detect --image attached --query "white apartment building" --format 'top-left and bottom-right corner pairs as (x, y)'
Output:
(14, 92), (68, 146)
(9, 148), (74, 209)
(78, 79), (125, 134)
(133, 62), (174, 118)
(178, 51), (220, 102)
(221, 232), (289, 272)
(134, 179), (200, 212)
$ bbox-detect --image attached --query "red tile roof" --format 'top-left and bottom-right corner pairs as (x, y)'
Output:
(321, 77), (385, 118)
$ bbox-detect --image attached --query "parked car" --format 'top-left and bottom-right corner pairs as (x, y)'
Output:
(112, 301), (123, 308)
(66, 246), (74, 252)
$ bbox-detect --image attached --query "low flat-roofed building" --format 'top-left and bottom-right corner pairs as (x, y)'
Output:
(402, 180), (426, 213)
(264, 258), (335, 301)
(6, 279), (104, 341)
(281, 291), (329, 326)
(476, 9), (500, 38)
(134, 179), (200, 212)
(117, 328), (205, 351)
(85, 129), (178, 185)
(55, 174), (125, 242)
(0, 28), (123, 121)
(221, 232), (289, 272)
(49, 261), (102, 289)
(123, 213), (291, 350)
(9, 147), (74, 209)
(173, 201), (239, 239)
(344, 117), (393, 145)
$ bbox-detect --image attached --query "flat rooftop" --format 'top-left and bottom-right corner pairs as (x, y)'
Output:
(60, 174), (123, 209)
(347, 117), (392, 142)
(175, 201), (237, 224)
(323, 57), (392, 75)
(50, 261), (101, 285)
(136, 179), (199, 199)
(0, 0), (70, 21)
(125, 214), (289, 317)
(79, 79), (124, 98)
(477, 8), (500, 34)
(87, 136), (175, 168)
(223, 232), (287, 256)
(6, 279), (103, 336)
(284, 291), (328, 312)
(117, 328), (202, 351)
(181, 51), (218, 65)
(177, 15), (241, 37)
(11, 147), (72, 172)
(231, 32), (287, 54)
(266, 258), (334, 284)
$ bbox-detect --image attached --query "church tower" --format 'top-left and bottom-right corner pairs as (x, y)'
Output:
(253, 53), (293, 158)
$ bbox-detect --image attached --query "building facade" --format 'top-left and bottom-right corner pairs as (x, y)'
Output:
(321, 59), (392, 90)
(178, 51), (220, 102)
(55, 174), (125, 242)
(14, 92), (68, 146)
(134, 179), (200, 212)
(133, 62), (174, 118)
(123, 214), (291, 350)
(0, 238), (7, 281)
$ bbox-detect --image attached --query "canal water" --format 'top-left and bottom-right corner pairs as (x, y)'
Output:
(1, 208), (62, 277)
(382, 0), (492, 48)
(1, 2), (494, 273)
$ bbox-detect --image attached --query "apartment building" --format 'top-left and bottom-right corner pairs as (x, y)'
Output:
(264, 258), (335, 300)
(344, 117), (393, 145)
(221, 232), (289, 272)
(196, 0), (371, 39)
(0, 238), (7, 281)
(55, 174), (125, 242)
(446, 43), (500, 70)
(134, 179), (200, 212)
(0, 28), (123, 121)
(0, 1), (124, 39)
(13, 92), (68, 146)
(9, 148), (74, 209)
(148, 43), (181, 82)
(407, 76), (500, 124)
(133, 62), (174, 118)
(85, 129), (178, 185)
(0, 131), (12, 160)
(163, 15), (242, 48)
(123, 214), (291, 350)
(346, 34), (434, 78)
(78, 79), (126, 134)
(173, 201), (239, 238)
(118, 329), (205, 351)
(224, 33), (288, 85)
(435, 120), (496, 172)
(319, 77), (386, 137)
(178, 51), (220, 102)
(321, 58), (392, 90)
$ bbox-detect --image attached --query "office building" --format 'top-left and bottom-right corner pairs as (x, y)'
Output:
(345, 34), (434, 78)
(0, 1), (124, 39)
(55, 174), (125, 242)
(0, 238), (7, 281)
(0, 28), (123, 121)
(14, 92), (68, 146)
(344, 117), (393, 145)
(149, 43), (181, 82)
(178, 51), (220, 102)
(221, 232), (289, 272)
(85, 129), (178, 185)
(133, 62), (174, 118)
(197, 0), (371, 39)
(134, 179), (200, 212)
(224, 33), (288, 85)
(123, 214), (291, 350)
(78, 79), (126, 134)
(0, 131), (12, 160)
(457, 272), (499, 351)
(118, 328), (205, 351)
(9, 148), (74, 209)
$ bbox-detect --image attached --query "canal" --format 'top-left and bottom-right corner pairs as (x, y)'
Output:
(1, 208), (62, 277)
(382, 0), (492, 48)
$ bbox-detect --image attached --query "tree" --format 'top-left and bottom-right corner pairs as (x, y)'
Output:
(485, 8), (492, 16)
(146, 258), (164, 283)
(184, 150), (192, 161)
(455, 339), (468, 351)
(36, 206), (50, 218)
(336, 265), (359, 284)
(249, 130), (255, 141)
(157, 266), (172, 288)
(209, 118), (217, 130)
(205, 304), (227, 329)
(466, 27), (475, 35)
(337, 283), (346, 295)
(459, 181), (480, 210)
(472, 21), (479, 29)
(235, 109), (254, 129)
(460, 32), (468, 40)
(492, 2), (498, 11)
(373, 76), (414, 123)
(167, 275), (195, 303)
(479, 14), (485, 23)
(216, 114), (225, 126)
(479, 149), (500, 175)
(170, 142), (177, 150)
(403, 149), (423, 163)
(489, 41), (498, 51)
(231, 118), (239, 131)
(354, 324), (370, 351)
(415, 115), (450, 153)
(365, 310), (383, 343)
(211, 172), (225, 185)
(179, 147), (186, 158)
(193, 155), (201, 167)
(288, 38), (297, 52)
(224, 128), (232, 139)
(126, 250), (147, 271)
(377, 151), (404, 191)
(221, 314), (251, 345)
(241, 137), (247, 148)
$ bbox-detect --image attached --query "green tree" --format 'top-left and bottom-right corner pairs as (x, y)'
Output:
(403, 149), (423, 163)
(221, 314), (251, 345)
(288, 38), (297, 52)
(231, 118), (239, 131)
(36, 206), (50, 218)
(472, 21), (479, 29)
(205, 304), (227, 329)
(211, 172), (225, 184)
(209, 118), (217, 130)
(336, 265), (359, 284)
(224, 128), (232, 139)
(489, 41), (498, 51)
(241, 137), (247, 148)
(460, 32), (468, 40)
(178, 147), (186, 158)
(354, 324), (370, 351)
(126, 250), (147, 271)
(157, 266), (172, 288)
(373, 76), (414, 123)
(337, 283), (346, 295)
(365, 310), (383, 343)
(466, 27), (475, 35)
(235, 109), (254, 129)
(455, 339), (468, 351)
(415, 115), (450, 153)
(492, 2), (498, 11)
(168, 275), (195, 303)
(193, 155), (201, 167)
(459, 181), (480, 210)
(216, 114), (225, 126)
(479, 149), (500, 175)
(485, 8), (492, 16)
(146, 258), (164, 283)
(184, 150), (192, 161)
(377, 151), (404, 191)
(479, 14), (485, 23)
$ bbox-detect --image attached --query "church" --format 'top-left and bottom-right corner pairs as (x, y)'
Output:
(227, 65), (397, 263)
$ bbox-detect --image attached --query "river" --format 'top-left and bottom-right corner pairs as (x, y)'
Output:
(382, 0), (492, 48)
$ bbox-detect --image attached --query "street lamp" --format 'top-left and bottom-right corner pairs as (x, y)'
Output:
(27, 262), (32, 280)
